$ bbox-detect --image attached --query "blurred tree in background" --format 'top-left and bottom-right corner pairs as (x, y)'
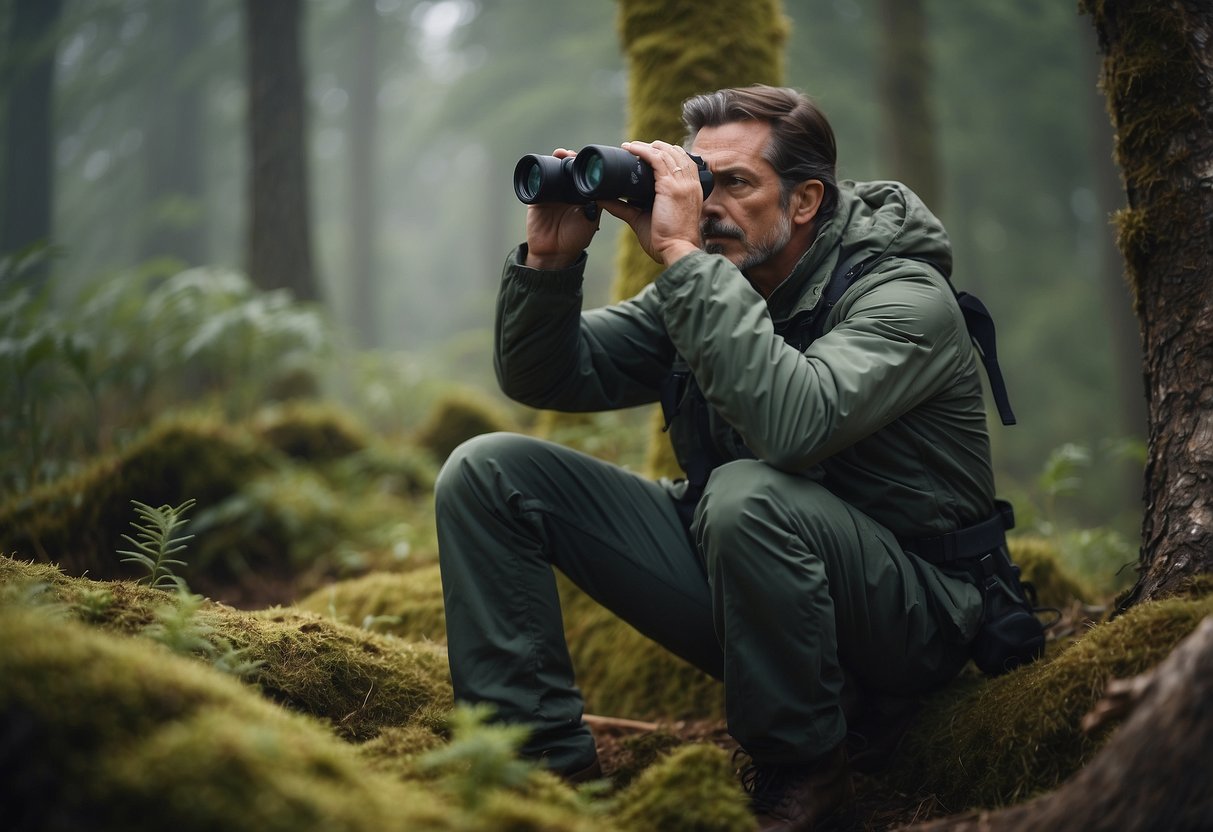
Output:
(244, 0), (319, 302)
(0, 0), (62, 288)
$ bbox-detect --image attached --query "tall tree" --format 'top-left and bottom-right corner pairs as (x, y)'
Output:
(0, 0), (63, 285)
(875, 0), (942, 211)
(141, 0), (208, 266)
(1081, 1), (1213, 606)
(244, 0), (320, 302)
(615, 0), (789, 477)
(347, 0), (379, 345)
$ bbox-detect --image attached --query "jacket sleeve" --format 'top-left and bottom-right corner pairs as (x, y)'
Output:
(493, 246), (674, 411)
(652, 250), (973, 471)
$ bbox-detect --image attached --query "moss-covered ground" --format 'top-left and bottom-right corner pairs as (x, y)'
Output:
(2, 402), (1209, 830)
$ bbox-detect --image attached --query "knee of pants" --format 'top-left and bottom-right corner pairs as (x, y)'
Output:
(434, 431), (532, 516)
(695, 460), (835, 567)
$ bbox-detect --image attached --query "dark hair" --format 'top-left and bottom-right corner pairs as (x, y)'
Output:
(681, 85), (838, 221)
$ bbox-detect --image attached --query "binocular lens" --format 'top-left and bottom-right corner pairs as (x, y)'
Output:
(513, 154), (587, 204)
(525, 164), (542, 200)
(582, 155), (605, 191)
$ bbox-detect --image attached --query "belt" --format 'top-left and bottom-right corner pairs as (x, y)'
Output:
(899, 499), (1015, 566)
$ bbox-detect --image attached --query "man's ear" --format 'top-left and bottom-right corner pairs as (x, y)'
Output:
(792, 180), (825, 227)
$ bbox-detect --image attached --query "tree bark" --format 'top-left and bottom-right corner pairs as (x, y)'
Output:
(1080, 1), (1213, 608)
(244, 0), (320, 302)
(615, 0), (789, 478)
(906, 616), (1213, 831)
(0, 0), (62, 287)
(875, 0), (943, 212)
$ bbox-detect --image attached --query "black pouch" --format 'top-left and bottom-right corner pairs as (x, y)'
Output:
(968, 551), (1046, 676)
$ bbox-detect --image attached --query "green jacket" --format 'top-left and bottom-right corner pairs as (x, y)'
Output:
(494, 180), (996, 543)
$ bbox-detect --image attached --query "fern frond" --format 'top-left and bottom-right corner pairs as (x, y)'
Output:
(117, 498), (196, 589)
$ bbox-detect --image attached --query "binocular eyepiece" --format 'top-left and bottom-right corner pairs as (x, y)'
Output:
(513, 144), (713, 208)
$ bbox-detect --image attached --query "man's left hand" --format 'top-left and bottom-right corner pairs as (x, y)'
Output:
(600, 140), (704, 267)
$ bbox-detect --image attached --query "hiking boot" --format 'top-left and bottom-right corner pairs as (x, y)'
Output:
(739, 744), (855, 831)
(844, 695), (921, 774)
(559, 755), (603, 784)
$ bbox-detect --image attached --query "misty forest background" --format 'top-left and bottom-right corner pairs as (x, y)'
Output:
(1, 0), (1147, 599)
(7, 1), (1203, 829)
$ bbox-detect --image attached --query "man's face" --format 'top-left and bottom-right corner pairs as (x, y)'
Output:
(690, 120), (793, 278)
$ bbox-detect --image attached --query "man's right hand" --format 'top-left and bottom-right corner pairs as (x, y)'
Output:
(524, 148), (601, 270)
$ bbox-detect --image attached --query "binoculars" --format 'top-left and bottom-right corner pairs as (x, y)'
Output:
(513, 144), (713, 209)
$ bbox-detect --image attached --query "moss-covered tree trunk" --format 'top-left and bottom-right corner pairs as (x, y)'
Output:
(1081, 1), (1213, 607)
(616, 0), (789, 477)
(875, 0), (942, 211)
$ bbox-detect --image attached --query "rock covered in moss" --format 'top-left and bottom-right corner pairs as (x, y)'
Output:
(0, 557), (453, 742)
(251, 401), (373, 461)
(412, 389), (519, 463)
(295, 563), (447, 642)
(1008, 536), (1097, 608)
(0, 415), (272, 582)
(611, 744), (756, 832)
(889, 588), (1213, 811)
(0, 604), (450, 832)
(297, 566), (724, 723)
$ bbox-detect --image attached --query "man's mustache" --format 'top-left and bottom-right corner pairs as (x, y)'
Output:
(700, 219), (745, 241)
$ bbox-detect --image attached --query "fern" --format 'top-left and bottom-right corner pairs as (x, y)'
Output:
(418, 704), (535, 809)
(118, 498), (196, 590)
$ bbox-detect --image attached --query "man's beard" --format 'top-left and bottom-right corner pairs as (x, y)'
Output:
(701, 212), (792, 273)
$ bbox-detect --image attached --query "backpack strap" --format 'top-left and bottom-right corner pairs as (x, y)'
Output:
(955, 291), (1017, 426)
(792, 253), (1017, 426)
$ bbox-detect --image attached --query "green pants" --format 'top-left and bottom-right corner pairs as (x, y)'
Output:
(435, 432), (975, 773)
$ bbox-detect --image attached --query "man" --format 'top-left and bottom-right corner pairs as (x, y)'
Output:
(436, 85), (994, 829)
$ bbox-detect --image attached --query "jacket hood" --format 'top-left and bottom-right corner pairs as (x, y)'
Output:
(767, 179), (953, 322)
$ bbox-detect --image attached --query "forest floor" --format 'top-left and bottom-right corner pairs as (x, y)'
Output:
(589, 713), (947, 830)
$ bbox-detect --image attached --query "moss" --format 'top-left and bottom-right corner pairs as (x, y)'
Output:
(0, 604), (451, 832)
(1009, 536), (1097, 608)
(0, 557), (453, 742)
(1082, 0), (1210, 300)
(0, 414), (273, 580)
(250, 401), (372, 461)
(611, 744), (756, 832)
(295, 563), (448, 642)
(412, 388), (519, 464)
(298, 566), (723, 722)
(888, 587), (1213, 811)
(560, 575), (725, 721)
(614, 0), (787, 305)
(609, 730), (687, 789)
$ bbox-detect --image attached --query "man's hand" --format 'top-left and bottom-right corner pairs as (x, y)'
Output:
(524, 148), (601, 270)
(600, 140), (704, 267)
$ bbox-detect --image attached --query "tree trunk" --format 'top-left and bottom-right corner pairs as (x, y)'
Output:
(615, 0), (789, 478)
(906, 616), (1213, 831)
(1081, 1), (1213, 608)
(0, 0), (62, 287)
(141, 0), (207, 267)
(244, 0), (320, 302)
(875, 0), (942, 212)
(347, 0), (379, 346)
